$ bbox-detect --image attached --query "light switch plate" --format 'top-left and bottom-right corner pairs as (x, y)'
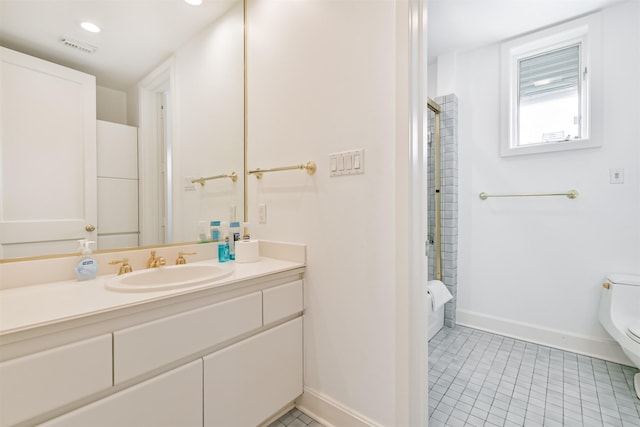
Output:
(329, 149), (364, 177)
(258, 204), (267, 224)
(610, 168), (624, 184)
(184, 176), (196, 191)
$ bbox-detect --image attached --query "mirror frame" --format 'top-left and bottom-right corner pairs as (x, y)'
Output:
(0, 0), (248, 264)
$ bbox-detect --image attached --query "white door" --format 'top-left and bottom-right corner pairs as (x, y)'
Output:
(0, 47), (97, 258)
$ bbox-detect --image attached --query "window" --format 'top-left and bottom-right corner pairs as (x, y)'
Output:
(500, 13), (602, 156)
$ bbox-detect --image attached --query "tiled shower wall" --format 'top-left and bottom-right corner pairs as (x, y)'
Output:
(427, 94), (458, 328)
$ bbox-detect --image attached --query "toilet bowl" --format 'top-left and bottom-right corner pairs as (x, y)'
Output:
(599, 273), (640, 399)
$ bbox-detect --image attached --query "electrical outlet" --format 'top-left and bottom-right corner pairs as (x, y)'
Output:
(610, 168), (624, 184)
(184, 177), (196, 191)
(258, 204), (267, 224)
(230, 205), (236, 221)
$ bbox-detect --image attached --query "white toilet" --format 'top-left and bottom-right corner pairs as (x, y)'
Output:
(599, 273), (640, 399)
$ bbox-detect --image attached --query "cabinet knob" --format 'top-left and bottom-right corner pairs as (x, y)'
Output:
(85, 224), (96, 232)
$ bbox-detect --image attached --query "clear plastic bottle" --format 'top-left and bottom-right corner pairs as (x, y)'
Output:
(75, 239), (98, 281)
(210, 221), (221, 242)
(198, 221), (210, 242)
(229, 221), (241, 260)
(242, 222), (251, 241)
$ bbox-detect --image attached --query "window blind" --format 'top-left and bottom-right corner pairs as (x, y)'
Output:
(518, 43), (580, 104)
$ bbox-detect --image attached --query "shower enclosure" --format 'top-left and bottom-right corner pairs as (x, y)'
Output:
(427, 94), (459, 328)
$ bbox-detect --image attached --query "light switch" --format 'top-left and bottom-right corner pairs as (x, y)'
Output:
(610, 168), (624, 184)
(329, 149), (365, 177)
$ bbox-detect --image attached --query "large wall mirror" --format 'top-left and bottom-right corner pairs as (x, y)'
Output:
(0, 0), (245, 261)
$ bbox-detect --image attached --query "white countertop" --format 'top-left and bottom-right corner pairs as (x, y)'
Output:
(0, 257), (304, 337)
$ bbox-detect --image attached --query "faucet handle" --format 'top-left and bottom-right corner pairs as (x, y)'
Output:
(109, 258), (133, 275)
(146, 250), (157, 268)
(176, 251), (197, 265)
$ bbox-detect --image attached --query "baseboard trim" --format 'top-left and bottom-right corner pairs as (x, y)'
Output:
(296, 387), (382, 427)
(457, 309), (634, 367)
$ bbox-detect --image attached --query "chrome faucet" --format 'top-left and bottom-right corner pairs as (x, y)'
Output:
(146, 250), (166, 268)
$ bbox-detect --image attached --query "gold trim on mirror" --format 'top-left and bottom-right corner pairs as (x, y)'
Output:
(243, 0), (248, 222)
(0, 241), (202, 264)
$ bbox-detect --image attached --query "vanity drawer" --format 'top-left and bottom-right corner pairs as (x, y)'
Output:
(263, 280), (303, 325)
(113, 291), (262, 384)
(0, 334), (112, 427)
(41, 360), (203, 427)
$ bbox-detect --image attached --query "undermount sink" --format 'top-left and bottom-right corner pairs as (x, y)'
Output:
(105, 263), (234, 292)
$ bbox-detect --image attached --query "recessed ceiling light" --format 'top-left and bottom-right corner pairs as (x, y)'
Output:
(184, 0), (203, 5)
(80, 22), (101, 33)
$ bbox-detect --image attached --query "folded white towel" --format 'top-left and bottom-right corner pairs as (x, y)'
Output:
(428, 280), (453, 312)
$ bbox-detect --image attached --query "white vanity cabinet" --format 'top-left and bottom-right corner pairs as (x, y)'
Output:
(0, 271), (305, 427)
(0, 335), (112, 427)
(41, 360), (203, 427)
(204, 317), (303, 427)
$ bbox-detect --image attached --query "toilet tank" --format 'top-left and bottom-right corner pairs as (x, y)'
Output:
(603, 274), (640, 330)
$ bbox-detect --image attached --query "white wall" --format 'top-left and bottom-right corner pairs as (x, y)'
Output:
(172, 2), (244, 242)
(247, 0), (422, 425)
(96, 86), (128, 125)
(446, 1), (639, 362)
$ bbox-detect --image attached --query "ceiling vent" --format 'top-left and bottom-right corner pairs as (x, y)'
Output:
(60, 38), (97, 54)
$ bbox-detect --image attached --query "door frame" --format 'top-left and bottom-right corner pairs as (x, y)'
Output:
(138, 58), (176, 247)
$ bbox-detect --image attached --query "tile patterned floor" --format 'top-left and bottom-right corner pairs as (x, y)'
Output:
(269, 407), (324, 427)
(429, 326), (640, 427)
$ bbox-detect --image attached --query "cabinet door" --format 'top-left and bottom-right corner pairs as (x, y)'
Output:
(204, 317), (303, 427)
(41, 360), (203, 427)
(0, 335), (112, 427)
(0, 47), (97, 258)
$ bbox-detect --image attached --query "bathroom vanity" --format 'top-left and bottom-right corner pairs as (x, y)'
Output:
(0, 242), (305, 427)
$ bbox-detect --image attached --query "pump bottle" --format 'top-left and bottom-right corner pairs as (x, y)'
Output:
(76, 240), (98, 281)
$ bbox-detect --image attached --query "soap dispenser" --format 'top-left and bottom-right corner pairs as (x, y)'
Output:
(76, 239), (98, 281)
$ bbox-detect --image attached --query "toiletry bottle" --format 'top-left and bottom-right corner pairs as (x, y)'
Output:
(198, 221), (210, 242)
(75, 240), (98, 281)
(229, 221), (240, 260)
(210, 221), (221, 242)
(218, 232), (230, 262)
(242, 222), (251, 241)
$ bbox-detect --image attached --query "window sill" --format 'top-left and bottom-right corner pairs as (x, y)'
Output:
(500, 137), (601, 157)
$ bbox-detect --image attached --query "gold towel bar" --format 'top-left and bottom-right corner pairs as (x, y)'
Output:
(249, 161), (317, 179)
(192, 172), (238, 186)
(479, 189), (579, 200)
